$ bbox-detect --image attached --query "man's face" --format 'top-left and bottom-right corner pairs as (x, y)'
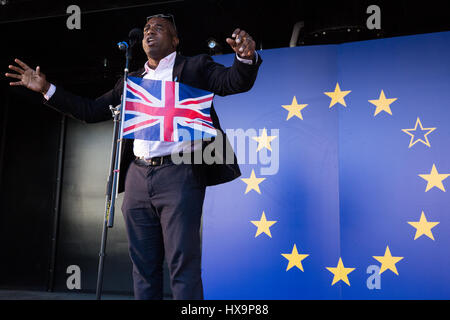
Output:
(142, 17), (178, 59)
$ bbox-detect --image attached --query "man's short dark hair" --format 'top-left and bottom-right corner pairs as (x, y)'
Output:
(146, 13), (177, 36)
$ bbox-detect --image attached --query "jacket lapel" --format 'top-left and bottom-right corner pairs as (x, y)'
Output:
(173, 54), (186, 82)
(130, 67), (145, 78)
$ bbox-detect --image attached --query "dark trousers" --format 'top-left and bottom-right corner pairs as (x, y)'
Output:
(121, 160), (206, 300)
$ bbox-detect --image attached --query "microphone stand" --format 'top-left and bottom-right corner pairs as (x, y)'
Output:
(95, 41), (130, 300)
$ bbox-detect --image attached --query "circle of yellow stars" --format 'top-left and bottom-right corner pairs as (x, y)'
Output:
(238, 81), (448, 288)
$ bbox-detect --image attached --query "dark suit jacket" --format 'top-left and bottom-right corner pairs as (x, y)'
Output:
(44, 53), (262, 192)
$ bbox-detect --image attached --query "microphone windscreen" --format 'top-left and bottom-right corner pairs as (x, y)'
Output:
(129, 28), (143, 40)
(128, 28), (143, 48)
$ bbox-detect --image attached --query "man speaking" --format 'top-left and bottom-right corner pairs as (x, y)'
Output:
(5, 14), (262, 300)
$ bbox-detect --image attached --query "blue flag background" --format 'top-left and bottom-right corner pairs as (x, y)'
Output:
(202, 31), (450, 299)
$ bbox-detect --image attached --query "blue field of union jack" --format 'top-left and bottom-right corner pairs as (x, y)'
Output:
(122, 77), (217, 142)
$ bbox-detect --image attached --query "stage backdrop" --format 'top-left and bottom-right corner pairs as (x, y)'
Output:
(202, 31), (450, 299)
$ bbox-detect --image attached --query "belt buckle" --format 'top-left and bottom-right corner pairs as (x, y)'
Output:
(151, 156), (164, 166)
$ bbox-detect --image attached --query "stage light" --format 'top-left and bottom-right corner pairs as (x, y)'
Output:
(207, 39), (218, 49)
(0, 0), (9, 5)
(206, 38), (222, 55)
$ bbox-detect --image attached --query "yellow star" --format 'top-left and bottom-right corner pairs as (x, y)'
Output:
(250, 211), (277, 238)
(368, 90), (397, 116)
(282, 96), (308, 120)
(418, 164), (450, 192)
(281, 244), (309, 272)
(408, 211), (440, 240)
(324, 83), (351, 108)
(402, 117), (436, 148)
(252, 128), (277, 152)
(241, 169), (266, 194)
(373, 246), (404, 275)
(326, 257), (355, 286)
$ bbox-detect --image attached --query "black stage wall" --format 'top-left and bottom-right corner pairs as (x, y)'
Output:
(52, 118), (171, 295)
(0, 87), (61, 290)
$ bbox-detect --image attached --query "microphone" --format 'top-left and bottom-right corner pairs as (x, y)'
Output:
(117, 28), (142, 51)
(117, 41), (128, 51)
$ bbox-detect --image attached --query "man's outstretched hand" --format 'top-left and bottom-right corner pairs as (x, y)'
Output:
(5, 59), (50, 94)
(226, 28), (256, 61)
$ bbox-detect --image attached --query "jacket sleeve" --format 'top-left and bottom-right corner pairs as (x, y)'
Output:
(43, 77), (123, 123)
(200, 53), (262, 97)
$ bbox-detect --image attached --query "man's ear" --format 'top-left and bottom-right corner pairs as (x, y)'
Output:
(173, 36), (180, 49)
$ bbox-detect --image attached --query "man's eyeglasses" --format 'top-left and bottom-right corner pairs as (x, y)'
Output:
(146, 14), (177, 34)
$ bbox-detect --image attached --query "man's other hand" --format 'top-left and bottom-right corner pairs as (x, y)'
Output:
(5, 58), (50, 94)
(226, 28), (256, 60)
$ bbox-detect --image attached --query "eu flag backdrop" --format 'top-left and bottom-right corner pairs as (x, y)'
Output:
(201, 31), (450, 299)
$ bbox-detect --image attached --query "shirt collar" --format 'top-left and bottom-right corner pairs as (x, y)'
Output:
(142, 51), (177, 75)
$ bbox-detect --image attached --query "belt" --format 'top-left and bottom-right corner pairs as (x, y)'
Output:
(135, 155), (174, 166)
